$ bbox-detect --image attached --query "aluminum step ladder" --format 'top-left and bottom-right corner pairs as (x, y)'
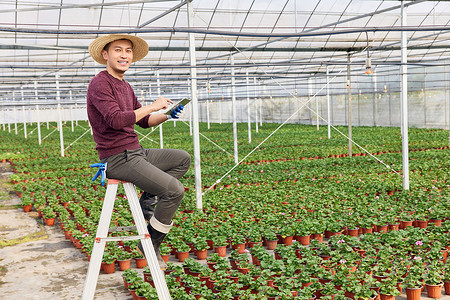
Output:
(81, 163), (171, 300)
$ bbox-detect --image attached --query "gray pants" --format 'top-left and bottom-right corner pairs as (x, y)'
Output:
(101, 147), (191, 225)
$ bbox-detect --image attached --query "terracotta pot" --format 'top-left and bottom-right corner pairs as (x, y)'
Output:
(375, 225), (388, 233)
(117, 259), (131, 271)
(102, 261), (116, 274)
(231, 243), (246, 254)
(237, 267), (250, 275)
(194, 249), (207, 260)
(214, 246), (227, 257)
(43, 217), (55, 226)
(388, 223), (399, 231)
(207, 261), (217, 271)
(416, 220), (428, 229)
(444, 281), (450, 295)
(161, 254), (170, 262)
(277, 234), (293, 246)
(361, 227), (373, 234)
(426, 283), (443, 299)
(324, 230), (342, 238)
(176, 251), (189, 262)
(400, 220), (413, 229)
(23, 204), (32, 212)
(310, 233), (324, 242)
(295, 234), (311, 245)
(134, 257), (147, 268)
(346, 228), (359, 237)
(247, 241), (262, 248)
(251, 255), (261, 266)
(405, 287), (421, 300)
(265, 239), (278, 250)
(379, 294), (395, 300)
(429, 219), (442, 226)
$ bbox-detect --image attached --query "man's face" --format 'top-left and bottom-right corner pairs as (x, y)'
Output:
(102, 39), (133, 78)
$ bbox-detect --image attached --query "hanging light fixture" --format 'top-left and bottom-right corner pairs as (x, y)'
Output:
(365, 32), (373, 76)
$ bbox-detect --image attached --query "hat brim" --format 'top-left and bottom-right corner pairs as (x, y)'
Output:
(89, 34), (149, 65)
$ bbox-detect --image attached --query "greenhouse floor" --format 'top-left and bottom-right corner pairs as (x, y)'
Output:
(0, 160), (447, 300)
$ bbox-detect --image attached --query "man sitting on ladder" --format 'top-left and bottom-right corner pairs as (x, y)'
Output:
(86, 34), (191, 269)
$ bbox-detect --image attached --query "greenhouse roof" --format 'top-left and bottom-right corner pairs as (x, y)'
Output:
(1, 0), (450, 104)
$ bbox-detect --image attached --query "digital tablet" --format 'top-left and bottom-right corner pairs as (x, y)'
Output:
(165, 98), (191, 115)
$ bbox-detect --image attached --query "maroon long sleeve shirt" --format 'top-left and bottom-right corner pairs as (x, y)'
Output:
(87, 70), (150, 160)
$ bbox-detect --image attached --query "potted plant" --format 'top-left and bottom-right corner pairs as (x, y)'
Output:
(403, 263), (425, 300)
(21, 195), (33, 212)
(101, 251), (116, 274)
(425, 261), (444, 299)
(444, 262), (450, 296)
(231, 232), (247, 254)
(41, 205), (57, 226)
(378, 277), (401, 300)
(175, 242), (190, 262)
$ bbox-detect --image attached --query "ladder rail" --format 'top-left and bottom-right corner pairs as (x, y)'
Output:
(81, 180), (172, 300)
(123, 182), (172, 300)
(81, 181), (118, 300)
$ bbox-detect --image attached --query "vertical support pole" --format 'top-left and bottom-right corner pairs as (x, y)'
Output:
(157, 71), (163, 149)
(347, 53), (352, 157)
(372, 73), (377, 126)
(76, 103), (79, 126)
(8, 108), (11, 132)
(70, 91), (74, 132)
(219, 89), (223, 124)
(246, 70), (251, 143)
(308, 78), (312, 125)
(36, 105), (41, 145)
(358, 90), (361, 126)
(401, 1), (410, 190)
(230, 55), (238, 164)
(206, 81), (210, 129)
(423, 71), (427, 127)
(13, 92), (18, 134)
(34, 82), (42, 145)
(315, 78), (319, 130)
(326, 66), (331, 139)
(21, 87), (28, 138)
(187, 0), (203, 209)
(254, 77), (258, 133)
(188, 81), (193, 135)
(22, 105), (27, 139)
(259, 83), (263, 127)
(56, 74), (64, 157)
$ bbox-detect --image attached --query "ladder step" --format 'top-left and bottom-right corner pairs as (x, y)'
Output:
(108, 225), (137, 232)
(96, 234), (149, 243)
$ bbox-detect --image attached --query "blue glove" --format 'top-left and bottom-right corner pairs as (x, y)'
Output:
(168, 104), (184, 119)
(90, 163), (107, 186)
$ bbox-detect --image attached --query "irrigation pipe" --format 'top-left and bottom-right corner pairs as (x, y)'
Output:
(136, 129), (159, 145)
(65, 128), (91, 150)
(179, 120), (233, 157)
(41, 127), (58, 141)
(1, 25), (449, 38)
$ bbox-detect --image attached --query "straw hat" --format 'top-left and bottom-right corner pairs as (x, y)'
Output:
(89, 34), (149, 65)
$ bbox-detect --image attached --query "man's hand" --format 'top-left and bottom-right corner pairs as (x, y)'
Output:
(153, 96), (173, 111)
